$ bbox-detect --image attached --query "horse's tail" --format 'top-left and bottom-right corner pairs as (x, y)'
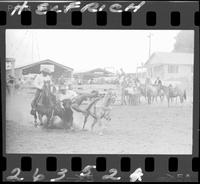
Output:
(184, 90), (187, 100)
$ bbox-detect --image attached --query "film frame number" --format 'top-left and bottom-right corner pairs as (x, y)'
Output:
(6, 168), (24, 182)
(6, 166), (144, 182)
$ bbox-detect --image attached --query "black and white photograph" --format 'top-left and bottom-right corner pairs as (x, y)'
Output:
(5, 29), (194, 154)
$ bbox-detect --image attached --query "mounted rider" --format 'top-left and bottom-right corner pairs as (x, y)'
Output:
(154, 77), (162, 87)
(154, 77), (163, 93)
(30, 67), (53, 115)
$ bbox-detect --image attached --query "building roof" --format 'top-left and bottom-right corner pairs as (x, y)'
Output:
(86, 68), (114, 75)
(14, 59), (73, 71)
(75, 68), (114, 75)
(145, 52), (194, 66)
(74, 68), (115, 79)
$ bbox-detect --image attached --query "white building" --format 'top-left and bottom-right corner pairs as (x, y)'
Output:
(144, 52), (194, 82)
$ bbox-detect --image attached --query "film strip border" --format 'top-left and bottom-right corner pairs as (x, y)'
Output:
(1, 0), (200, 182)
(2, 156), (200, 182)
(0, 1), (199, 27)
(0, 10), (199, 27)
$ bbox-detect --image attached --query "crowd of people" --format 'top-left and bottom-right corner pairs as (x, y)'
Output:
(117, 68), (164, 105)
(7, 65), (187, 109)
(6, 67), (164, 107)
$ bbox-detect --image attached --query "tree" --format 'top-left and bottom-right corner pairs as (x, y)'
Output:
(173, 31), (194, 53)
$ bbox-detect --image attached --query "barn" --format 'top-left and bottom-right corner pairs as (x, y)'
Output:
(6, 59), (73, 83)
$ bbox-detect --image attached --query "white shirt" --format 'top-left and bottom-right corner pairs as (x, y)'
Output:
(33, 74), (52, 89)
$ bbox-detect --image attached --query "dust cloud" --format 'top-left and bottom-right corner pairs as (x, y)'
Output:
(6, 92), (33, 126)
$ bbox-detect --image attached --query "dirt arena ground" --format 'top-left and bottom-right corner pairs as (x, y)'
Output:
(5, 88), (193, 154)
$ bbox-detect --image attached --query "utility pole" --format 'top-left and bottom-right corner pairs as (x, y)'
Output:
(136, 63), (139, 77)
(147, 33), (153, 58)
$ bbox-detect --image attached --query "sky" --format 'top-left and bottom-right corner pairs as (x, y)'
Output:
(6, 29), (181, 73)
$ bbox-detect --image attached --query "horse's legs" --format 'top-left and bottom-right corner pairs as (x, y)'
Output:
(150, 96), (152, 104)
(91, 118), (98, 131)
(92, 117), (103, 134)
(154, 96), (156, 103)
(180, 96), (183, 103)
(34, 112), (38, 127)
(125, 95), (128, 105)
(47, 109), (54, 128)
(167, 97), (170, 107)
(38, 114), (43, 126)
(124, 96), (126, 105)
(83, 113), (89, 129)
(49, 116), (55, 128)
(130, 95), (133, 105)
(160, 95), (164, 102)
(98, 118), (106, 135)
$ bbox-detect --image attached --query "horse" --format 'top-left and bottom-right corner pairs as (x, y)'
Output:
(145, 84), (164, 104)
(161, 84), (186, 107)
(157, 87), (165, 102)
(31, 81), (58, 128)
(87, 91), (116, 135)
(31, 81), (72, 129)
(137, 84), (147, 102)
(82, 97), (102, 130)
